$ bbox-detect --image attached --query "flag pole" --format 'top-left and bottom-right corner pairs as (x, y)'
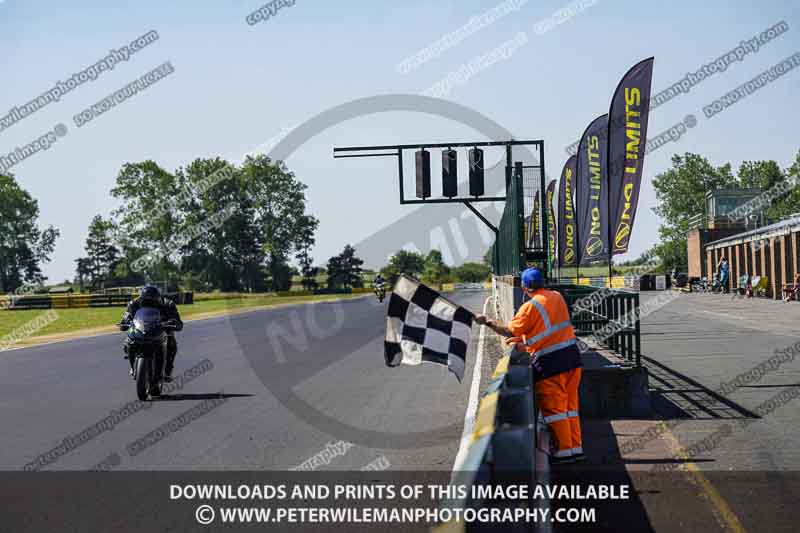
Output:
(607, 166), (612, 287)
(573, 154), (580, 285)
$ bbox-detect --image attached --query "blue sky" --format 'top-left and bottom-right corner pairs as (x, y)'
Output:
(2, 0), (799, 282)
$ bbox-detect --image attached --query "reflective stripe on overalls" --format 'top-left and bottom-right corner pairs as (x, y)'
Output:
(524, 297), (575, 354)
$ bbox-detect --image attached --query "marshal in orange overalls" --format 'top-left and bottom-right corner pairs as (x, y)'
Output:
(508, 288), (583, 460)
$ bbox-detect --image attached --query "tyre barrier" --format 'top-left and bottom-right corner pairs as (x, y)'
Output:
(434, 350), (548, 532)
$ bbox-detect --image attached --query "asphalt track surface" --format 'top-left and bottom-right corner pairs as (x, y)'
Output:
(638, 291), (800, 473)
(0, 290), (489, 471)
(5, 289), (800, 532)
(610, 291), (800, 533)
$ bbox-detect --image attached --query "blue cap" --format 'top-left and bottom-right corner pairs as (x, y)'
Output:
(521, 267), (544, 288)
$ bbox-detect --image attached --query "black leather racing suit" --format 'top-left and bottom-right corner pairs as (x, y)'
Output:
(122, 297), (183, 376)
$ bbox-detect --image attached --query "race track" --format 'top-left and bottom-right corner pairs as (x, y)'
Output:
(0, 290), (489, 471)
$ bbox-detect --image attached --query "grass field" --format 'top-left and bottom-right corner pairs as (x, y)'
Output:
(0, 293), (366, 344)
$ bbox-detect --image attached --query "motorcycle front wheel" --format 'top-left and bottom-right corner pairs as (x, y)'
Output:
(135, 357), (150, 401)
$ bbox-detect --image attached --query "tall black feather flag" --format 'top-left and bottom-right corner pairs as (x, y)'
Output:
(608, 57), (654, 255)
(558, 156), (578, 267)
(546, 179), (557, 269)
(576, 114), (609, 266)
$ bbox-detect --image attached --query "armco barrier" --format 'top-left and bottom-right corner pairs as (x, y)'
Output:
(435, 346), (550, 532)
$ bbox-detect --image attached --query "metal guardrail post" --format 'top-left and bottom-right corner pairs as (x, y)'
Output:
(634, 292), (641, 367)
(614, 295), (620, 354)
(620, 295), (628, 360)
(438, 350), (537, 533)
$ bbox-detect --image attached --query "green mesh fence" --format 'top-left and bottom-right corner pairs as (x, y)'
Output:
(491, 165), (525, 275)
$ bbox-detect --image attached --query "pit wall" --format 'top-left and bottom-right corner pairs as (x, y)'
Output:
(492, 275), (523, 323)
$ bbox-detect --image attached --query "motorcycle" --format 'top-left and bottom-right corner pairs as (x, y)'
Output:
(708, 274), (723, 293)
(119, 307), (179, 401)
(691, 277), (709, 293)
(374, 283), (387, 303)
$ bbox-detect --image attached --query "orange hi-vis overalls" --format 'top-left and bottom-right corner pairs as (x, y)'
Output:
(508, 288), (583, 458)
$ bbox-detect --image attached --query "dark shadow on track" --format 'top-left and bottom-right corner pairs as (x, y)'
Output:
(642, 355), (760, 421)
(551, 418), (655, 532)
(737, 384), (800, 389)
(551, 417), (732, 531)
(153, 393), (254, 401)
(621, 458), (714, 465)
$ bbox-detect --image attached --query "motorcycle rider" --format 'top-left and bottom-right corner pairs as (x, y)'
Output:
(121, 285), (183, 382)
(373, 273), (387, 300)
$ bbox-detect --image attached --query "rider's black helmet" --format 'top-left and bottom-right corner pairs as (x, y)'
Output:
(139, 285), (162, 307)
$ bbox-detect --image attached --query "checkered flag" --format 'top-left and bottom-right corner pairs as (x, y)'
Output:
(384, 275), (474, 382)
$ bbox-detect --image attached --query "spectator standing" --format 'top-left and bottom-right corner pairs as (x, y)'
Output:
(782, 272), (800, 302)
(717, 256), (730, 294)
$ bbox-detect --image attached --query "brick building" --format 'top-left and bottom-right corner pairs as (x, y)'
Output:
(704, 216), (800, 299)
(686, 188), (763, 279)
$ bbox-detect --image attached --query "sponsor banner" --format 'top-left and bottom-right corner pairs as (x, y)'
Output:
(576, 114), (609, 265)
(609, 57), (654, 255)
(558, 155), (577, 267)
(528, 192), (541, 248)
(546, 179), (557, 268)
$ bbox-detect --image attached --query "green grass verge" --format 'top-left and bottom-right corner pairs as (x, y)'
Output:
(0, 293), (365, 342)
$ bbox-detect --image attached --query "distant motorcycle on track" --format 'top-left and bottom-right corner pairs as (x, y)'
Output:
(374, 282), (387, 303)
(119, 308), (180, 401)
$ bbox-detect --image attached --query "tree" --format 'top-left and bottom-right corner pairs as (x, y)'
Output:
(0, 174), (59, 292)
(110, 161), (183, 285)
(76, 215), (120, 290)
(617, 250), (655, 267)
(738, 157), (800, 221)
(327, 244), (364, 290)
(380, 250), (426, 284)
(648, 150), (800, 271)
(74, 258), (91, 292)
(243, 155), (318, 292)
(652, 153), (735, 229)
(178, 158), (266, 292)
(782, 149), (800, 217)
(296, 215), (320, 292)
(649, 227), (689, 272)
(422, 249), (450, 289)
(452, 262), (491, 283)
(105, 155), (318, 293)
(649, 153), (735, 270)
(482, 248), (493, 268)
